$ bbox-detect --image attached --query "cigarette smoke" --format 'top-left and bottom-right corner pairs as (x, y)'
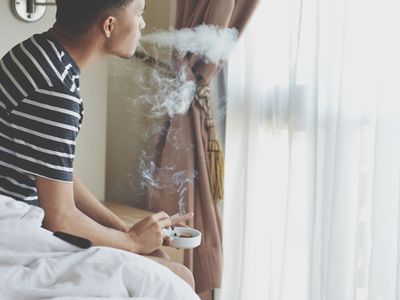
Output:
(141, 24), (239, 64)
(142, 70), (196, 118)
(110, 25), (235, 207)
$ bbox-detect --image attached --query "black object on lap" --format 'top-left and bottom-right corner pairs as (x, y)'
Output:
(53, 231), (92, 249)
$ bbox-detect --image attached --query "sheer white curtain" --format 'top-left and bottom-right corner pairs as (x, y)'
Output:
(221, 0), (400, 299)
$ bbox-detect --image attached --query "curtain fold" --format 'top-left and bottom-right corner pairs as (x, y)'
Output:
(146, 0), (259, 296)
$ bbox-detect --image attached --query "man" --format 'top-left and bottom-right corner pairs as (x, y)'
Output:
(0, 0), (194, 288)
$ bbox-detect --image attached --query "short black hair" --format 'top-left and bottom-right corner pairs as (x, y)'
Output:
(55, 0), (134, 34)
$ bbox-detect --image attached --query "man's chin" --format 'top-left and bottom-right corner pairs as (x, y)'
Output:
(119, 49), (137, 59)
(113, 42), (139, 59)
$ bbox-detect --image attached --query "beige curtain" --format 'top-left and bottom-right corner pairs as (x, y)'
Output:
(146, 0), (259, 297)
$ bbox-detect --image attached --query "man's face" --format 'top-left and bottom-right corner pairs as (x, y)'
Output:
(106, 0), (146, 58)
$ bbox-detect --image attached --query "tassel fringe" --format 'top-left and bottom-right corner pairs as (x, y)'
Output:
(208, 139), (224, 202)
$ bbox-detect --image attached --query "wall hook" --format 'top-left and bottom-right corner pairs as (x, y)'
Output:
(11, 0), (56, 23)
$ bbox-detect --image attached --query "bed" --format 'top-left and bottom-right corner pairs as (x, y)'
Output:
(0, 195), (200, 300)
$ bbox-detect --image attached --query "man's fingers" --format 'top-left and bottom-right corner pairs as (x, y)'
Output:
(154, 211), (194, 228)
(153, 211), (169, 221)
(171, 212), (194, 226)
(151, 212), (172, 229)
(172, 222), (189, 228)
(159, 217), (172, 229)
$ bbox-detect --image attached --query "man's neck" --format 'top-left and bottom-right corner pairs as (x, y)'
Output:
(47, 26), (105, 70)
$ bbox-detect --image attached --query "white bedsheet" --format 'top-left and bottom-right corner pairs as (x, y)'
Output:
(0, 195), (200, 300)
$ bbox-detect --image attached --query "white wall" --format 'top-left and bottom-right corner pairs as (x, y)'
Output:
(0, 2), (107, 200)
(74, 62), (107, 201)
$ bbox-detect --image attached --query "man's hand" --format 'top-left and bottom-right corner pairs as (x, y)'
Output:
(128, 212), (171, 254)
(128, 212), (195, 254)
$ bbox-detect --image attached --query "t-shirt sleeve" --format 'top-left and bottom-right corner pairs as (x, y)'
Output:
(9, 88), (82, 182)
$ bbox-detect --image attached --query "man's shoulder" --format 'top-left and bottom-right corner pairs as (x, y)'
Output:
(1, 32), (59, 84)
(2, 33), (44, 60)
(1, 32), (81, 105)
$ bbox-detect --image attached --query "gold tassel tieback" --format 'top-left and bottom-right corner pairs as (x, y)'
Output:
(195, 85), (225, 203)
(208, 138), (225, 202)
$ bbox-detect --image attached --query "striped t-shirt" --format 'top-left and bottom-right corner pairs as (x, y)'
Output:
(0, 32), (84, 205)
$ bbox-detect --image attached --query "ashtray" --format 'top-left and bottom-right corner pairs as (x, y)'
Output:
(163, 227), (202, 249)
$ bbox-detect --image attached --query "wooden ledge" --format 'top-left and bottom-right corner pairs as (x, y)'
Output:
(103, 201), (152, 226)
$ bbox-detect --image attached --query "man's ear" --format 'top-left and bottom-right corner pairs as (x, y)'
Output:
(102, 16), (115, 38)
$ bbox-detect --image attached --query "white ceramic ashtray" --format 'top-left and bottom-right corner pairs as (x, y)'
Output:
(163, 227), (202, 249)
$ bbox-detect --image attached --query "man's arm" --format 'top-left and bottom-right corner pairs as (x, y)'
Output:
(36, 176), (172, 254)
(73, 176), (129, 232)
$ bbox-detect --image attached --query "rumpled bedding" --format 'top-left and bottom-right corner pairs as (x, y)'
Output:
(0, 195), (200, 300)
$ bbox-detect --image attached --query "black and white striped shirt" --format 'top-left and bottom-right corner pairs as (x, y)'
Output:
(0, 32), (83, 205)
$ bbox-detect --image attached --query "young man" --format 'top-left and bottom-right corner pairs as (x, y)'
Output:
(0, 0), (194, 288)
